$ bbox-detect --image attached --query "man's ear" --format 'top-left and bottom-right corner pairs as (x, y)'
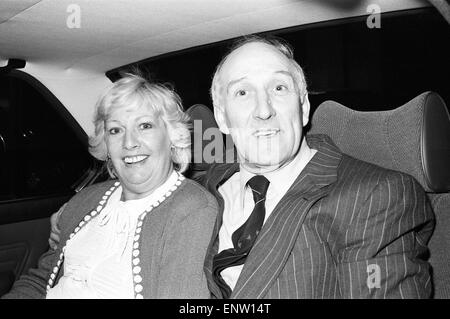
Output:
(214, 105), (230, 135)
(301, 94), (311, 127)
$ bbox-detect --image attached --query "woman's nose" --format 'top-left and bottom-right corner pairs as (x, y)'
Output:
(123, 129), (140, 150)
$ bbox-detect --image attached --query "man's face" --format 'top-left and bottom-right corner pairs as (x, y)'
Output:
(215, 42), (310, 173)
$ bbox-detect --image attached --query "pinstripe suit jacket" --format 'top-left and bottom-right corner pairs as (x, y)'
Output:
(202, 134), (435, 299)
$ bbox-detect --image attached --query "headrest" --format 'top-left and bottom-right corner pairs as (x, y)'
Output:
(309, 91), (450, 193)
(186, 104), (223, 171)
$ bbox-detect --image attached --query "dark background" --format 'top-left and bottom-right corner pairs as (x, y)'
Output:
(108, 7), (450, 117)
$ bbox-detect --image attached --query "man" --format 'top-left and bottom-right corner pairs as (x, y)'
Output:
(50, 36), (434, 298)
(200, 36), (434, 299)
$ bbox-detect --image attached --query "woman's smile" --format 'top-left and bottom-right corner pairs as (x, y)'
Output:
(123, 155), (149, 165)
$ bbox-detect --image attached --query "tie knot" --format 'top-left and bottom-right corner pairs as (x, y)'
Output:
(247, 175), (270, 201)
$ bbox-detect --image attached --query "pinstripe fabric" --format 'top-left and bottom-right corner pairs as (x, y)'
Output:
(203, 134), (435, 299)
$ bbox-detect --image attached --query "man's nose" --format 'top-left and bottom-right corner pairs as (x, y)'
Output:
(253, 91), (275, 120)
(123, 129), (140, 150)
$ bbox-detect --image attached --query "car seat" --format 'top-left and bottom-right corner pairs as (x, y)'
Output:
(309, 91), (450, 298)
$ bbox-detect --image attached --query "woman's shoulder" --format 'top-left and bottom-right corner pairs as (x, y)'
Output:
(57, 180), (118, 233)
(64, 179), (117, 212)
(163, 177), (218, 224)
(178, 178), (217, 204)
(164, 177), (218, 220)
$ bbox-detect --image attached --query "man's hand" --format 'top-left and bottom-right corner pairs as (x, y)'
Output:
(48, 203), (66, 250)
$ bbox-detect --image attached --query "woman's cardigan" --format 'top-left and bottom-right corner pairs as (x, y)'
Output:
(3, 177), (218, 299)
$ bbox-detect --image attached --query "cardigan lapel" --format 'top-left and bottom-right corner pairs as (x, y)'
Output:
(231, 134), (342, 298)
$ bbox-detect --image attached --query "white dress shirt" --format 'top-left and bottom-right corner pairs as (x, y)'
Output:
(217, 139), (317, 291)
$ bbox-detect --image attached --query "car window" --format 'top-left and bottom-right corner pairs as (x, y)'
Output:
(0, 72), (94, 200)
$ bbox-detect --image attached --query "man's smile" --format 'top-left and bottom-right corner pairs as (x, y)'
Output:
(253, 128), (280, 138)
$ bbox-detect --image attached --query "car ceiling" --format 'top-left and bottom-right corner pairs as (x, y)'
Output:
(0, 0), (431, 134)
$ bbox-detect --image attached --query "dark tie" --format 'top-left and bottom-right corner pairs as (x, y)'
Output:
(212, 175), (270, 298)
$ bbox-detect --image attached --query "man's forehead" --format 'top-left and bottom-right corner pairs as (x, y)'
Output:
(220, 42), (293, 80)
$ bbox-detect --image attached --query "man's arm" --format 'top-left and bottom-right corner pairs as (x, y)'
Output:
(336, 172), (435, 298)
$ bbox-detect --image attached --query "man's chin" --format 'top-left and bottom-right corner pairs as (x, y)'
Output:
(240, 158), (284, 174)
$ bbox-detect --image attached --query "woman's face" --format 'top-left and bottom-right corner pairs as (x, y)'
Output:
(105, 103), (173, 200)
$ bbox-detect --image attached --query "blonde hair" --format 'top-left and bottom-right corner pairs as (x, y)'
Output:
(89, 73), (191, 175)
(210, 35), (308, 111)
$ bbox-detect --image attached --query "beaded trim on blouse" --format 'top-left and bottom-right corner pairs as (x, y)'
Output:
(46, 172), (185, 299)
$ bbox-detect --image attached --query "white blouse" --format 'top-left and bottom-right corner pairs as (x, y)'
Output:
(46, 170), (179, 299)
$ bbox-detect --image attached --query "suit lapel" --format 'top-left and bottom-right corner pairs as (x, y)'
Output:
(203, 134), (343, 299)
(231, 134), (342, 298)
(203, 162), (240, 298)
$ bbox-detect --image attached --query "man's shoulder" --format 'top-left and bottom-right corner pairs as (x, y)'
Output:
(308, 133), (418, 189)
(337, 153), (419, 191)
(201, 162), (238, 188)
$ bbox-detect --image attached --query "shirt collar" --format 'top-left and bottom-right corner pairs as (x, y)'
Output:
(238, 138), (317, 199)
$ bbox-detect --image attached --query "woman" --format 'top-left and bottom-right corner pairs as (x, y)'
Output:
(3, 73), (217, 299)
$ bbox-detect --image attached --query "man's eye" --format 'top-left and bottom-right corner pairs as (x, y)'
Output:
(275, 84), (287, 92)
(235, 90), (247, 97)
(140, 122), (153, 130)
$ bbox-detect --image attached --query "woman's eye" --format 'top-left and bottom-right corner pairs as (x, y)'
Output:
(108, 127), (121, 135)
(140, 122), (153, 129)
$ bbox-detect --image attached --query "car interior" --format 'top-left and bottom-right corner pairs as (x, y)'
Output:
(0, 0), (449, 298)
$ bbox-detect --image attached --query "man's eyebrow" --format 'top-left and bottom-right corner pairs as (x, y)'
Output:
(274, 70), (295, 79)
(226, 71), (295, 92)
(226, 76), (246, 93)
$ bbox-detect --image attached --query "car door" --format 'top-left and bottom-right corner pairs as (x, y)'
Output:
(0, 70), (105, 296)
